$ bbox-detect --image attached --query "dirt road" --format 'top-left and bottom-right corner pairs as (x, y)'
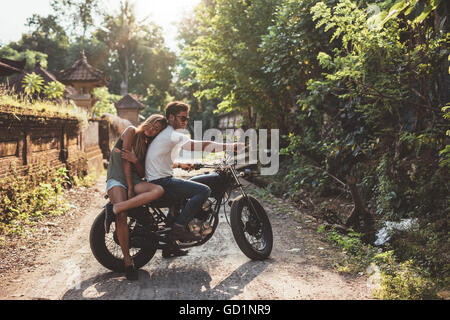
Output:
(0, 172), (372, 300)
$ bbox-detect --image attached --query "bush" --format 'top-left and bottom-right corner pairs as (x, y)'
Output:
(0, 165), (71, 235)
(318, 225), (380, 274)
(373, 251), (440, 300)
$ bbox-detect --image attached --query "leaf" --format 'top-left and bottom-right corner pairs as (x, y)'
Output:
(413, 0), (441, 24)
(380, 0), (408, 26)
(403, 0), (420, 15)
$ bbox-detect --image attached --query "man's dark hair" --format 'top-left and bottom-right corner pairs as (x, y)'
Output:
(165, 101), (190, 119)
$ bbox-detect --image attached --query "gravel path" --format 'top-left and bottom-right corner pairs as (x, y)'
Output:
(0, 171), (372, 300)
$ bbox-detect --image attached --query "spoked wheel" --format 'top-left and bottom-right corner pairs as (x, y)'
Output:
(230, 195), (273, 260)
(89, 209), (157, 272)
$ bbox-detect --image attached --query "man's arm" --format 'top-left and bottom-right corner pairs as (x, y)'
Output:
(173, 162), (195, 171)
(181, 140), (242, 153)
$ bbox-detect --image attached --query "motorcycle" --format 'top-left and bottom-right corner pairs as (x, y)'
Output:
(89, 153), (273, 272)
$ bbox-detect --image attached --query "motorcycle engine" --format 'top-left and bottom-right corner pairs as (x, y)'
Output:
(194, 199), (213, 220)
(190, 200), (214, 237)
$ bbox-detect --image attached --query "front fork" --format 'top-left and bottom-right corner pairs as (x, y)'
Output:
(229, 167), (262, 221)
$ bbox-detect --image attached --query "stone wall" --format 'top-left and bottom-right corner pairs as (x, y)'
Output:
(83, 119), (105, 174)
(0, 111), (105, 182)
(117, 109), (140, 126)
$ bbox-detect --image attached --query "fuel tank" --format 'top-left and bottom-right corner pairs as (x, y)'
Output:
(188, 172), (227, 199)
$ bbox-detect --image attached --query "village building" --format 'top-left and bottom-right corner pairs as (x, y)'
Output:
(57, 51), (107, 114)
(9, 60), (76, 101)
(114, 94), (145, 126)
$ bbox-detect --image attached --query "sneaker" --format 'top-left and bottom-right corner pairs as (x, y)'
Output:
(104, 202), (115, 233)
(125, 264), (138, 281)
(169, 223), (202, 242)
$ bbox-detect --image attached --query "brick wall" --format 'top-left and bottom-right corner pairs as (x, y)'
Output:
(0, 111), (105, 182)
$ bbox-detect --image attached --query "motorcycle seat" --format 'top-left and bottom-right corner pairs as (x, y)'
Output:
(149, 191), (180, 208)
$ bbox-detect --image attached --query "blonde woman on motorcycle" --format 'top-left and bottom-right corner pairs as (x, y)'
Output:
(104, 114), (167, 280)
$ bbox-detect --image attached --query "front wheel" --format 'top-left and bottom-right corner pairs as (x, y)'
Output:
(230, 195), (273, 260)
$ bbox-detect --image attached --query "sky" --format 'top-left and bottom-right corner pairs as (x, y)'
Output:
(0, 0), (201, 52)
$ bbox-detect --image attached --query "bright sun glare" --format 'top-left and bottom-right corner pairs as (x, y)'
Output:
(0, 0), (201, 51)
(111, 0), (201, 50)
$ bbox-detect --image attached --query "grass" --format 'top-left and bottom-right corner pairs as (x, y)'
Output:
(72, 169), (104, 188)
(0, 87), (89, 126)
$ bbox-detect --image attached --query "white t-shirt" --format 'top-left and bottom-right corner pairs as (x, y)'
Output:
(145, 125), (191, 181)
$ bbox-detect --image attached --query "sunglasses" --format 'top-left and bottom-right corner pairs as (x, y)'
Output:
(176, 116), (190, 122)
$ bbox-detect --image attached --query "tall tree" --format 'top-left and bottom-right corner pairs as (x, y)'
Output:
(185, 0), (282, 129)
(50, 0), (102, 40)
(94, 0), (176, 110)
(7, 14), (69, 72)
(172, 2), (221, 130)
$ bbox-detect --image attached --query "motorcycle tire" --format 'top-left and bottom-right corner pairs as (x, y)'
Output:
(89, 209), (157, 272)
(230, 195), (273, 260)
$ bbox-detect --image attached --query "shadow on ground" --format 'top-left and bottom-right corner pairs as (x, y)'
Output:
(61, 259), (271, 300)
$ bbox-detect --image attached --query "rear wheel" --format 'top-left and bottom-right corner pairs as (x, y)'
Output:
(89, 209), (157, 272)
(230, 195), (273, 260)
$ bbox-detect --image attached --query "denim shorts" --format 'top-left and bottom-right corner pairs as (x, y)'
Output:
(106, 178), (128, 192)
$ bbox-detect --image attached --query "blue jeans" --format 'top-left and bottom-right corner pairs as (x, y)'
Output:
(151, 177), (211, 226)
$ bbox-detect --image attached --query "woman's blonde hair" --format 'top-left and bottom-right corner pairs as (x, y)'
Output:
(133, 114), (167, 162)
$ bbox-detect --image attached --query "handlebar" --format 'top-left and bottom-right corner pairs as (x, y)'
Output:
(194, 163), (204, 170)
(193, 163), (217, 170)
(184, 148), (246, 171)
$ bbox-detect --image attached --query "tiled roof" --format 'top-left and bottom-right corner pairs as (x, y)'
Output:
(0, 61), (22, 76)
(11, 62), (58, 90)
(10, 62), (74, 99)
(115, 94), (145, 110)
(0, 57), (25, 77)
(0, 57), (26, 70)
(58, 51), (106, 84)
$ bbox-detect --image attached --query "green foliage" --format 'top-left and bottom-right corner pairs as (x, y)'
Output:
(184, 0), (286, 129)
(91, 86), (120, 117)
(0, 86), (89, 127)
(318, 225), (380, 273)
(20, 74), (65, 101)
(0, 46), (48, 72)
(71, 171), (99, 188)
(21, 73), (44, 98)
(292, 0), (449, 218)
(372, 251), (440, 300)
(50, 0), (102, 39)
(0, 165), (71, 235)
(318, 227), (443, 299)
(3, 0), (175, 114)
(95, 0), (176, 108)
(43, 81), (65, 100)
(258, 0), (448, 289)
(20, 13), (69, 72)
(439, 103), (450, 168)
(378, 0), (443, 27)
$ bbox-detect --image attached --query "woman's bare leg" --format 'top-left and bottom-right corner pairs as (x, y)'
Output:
(112, 182), (164, 214)
(107, 186), (133, 267)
